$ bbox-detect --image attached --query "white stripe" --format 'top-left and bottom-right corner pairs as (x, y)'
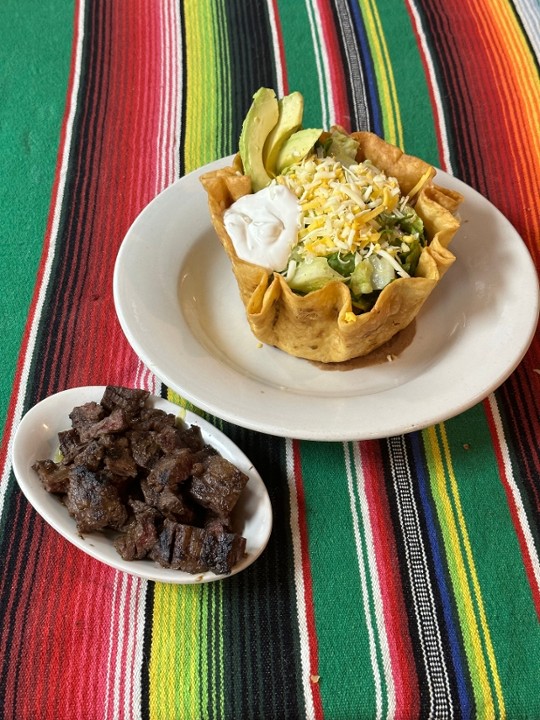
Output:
(351, 442), (396, 719)
(488, 393), (540, 595)
(0, 0), (86, 518)
(286, 439), (316, 720)
(265, 0), (286, 98)
(304, 0), (333, 128)
(405, 0), (453, 173)
(387, 435), (453, 719)
(343, 443), (383, 719)
(513, 0), (540, 60)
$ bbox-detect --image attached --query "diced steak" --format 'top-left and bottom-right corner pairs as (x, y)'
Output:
(69, 402), (105, 430)
(77, 408), (130, 443)
(146, 449), (194, 490)
(65, 466), (128, 533)
(189, 455), (248, 516)
(32, 459), (71, 494)
(100, 386), (150, 414)
(113, 501), (161, 561)
(149, 519), (246, 574)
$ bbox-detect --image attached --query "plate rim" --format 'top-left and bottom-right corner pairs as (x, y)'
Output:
(113, 157), (539, 441)
(12, 385), (273, 584)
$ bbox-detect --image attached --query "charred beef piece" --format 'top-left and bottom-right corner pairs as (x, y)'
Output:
(103, 436), (138, 478)
(32, 459), (71, 494)
(100, 386), (150, 415)
(146, 449), (194, 490)
(69, 401), (105, 431)
(189, 455), (249, 516)
(71, 439), (105, 471)
(131, 407), (176, 432)
(149, 519), (246, 574)
(58, 428), (85, 464)
(141, 479), (198, 524)
(65, 466), (128, 533)
(177, 425), (205, 453)
(129, 431), (163, 469)
(77, 407), (130, 443)
(114, 500), (161, 561)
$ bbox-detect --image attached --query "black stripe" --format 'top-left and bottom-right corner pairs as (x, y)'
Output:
(382, 434), (458, 718)
(178, 0), (188, 178)
(219, 426), (306, 719)
(140, 581), (155, 720)
(223, 0), (278, 150)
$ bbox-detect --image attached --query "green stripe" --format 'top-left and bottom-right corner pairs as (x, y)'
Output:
(0, 0), (73, 431)
(430, 405), (540, 715)
(300, 441), (377, 716)
(275, 0), (325, 127)
(373, 0), (439, 163)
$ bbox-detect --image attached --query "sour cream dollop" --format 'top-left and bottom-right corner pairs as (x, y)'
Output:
(223, 184), (300, 272)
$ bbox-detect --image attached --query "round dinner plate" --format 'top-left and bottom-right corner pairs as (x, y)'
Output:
(113, 157), (539, 441)
(12, 386), (273, 584)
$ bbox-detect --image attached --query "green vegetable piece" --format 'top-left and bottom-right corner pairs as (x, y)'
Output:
(288, 257), (344, 293)
(350, 259), (374, 296)
(263, 91), (304, 177)
(327, 252), (356, 277)
(239, 88), (280, 192)
(370, 255), (396, 290)
(276, 128), (322, 174)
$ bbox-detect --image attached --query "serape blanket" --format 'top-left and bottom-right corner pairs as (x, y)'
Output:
(1, 1), (539, 718)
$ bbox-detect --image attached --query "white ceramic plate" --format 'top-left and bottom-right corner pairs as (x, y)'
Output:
(11, 386), (273, 584)
(113, 157), (539, 441)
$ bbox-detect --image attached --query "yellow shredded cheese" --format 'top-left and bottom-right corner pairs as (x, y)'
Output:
(276, 156), (401, 261)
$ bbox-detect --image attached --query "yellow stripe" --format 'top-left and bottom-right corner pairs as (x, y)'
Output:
(438, 425), (506, 718)
(184, 1), (218, 172)
(149, 585), (203, 719)
(361, 0), (403, 147)
(424, 426), (496, 717)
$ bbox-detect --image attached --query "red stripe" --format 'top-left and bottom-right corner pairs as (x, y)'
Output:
(403, 0), (448, 170)
(269, 0), (289, 95)
(292, 440), (324, 719)
(484, 398), (540, 620)
(314, 0), (350, 128)
(361, 440), (421, 718)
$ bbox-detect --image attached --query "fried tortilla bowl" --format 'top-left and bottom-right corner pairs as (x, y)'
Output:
(200, 132), (463, 363)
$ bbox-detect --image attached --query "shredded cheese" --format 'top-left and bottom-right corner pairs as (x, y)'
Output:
(276, 155), (401, 262)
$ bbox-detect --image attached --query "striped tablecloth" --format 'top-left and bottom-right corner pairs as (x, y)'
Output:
(1, 1), (539, 718)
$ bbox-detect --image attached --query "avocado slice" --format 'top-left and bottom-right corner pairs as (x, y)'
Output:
(276, 128), (322, 174)
(239, 88), (280, 192)
(263, 91), (304, 177)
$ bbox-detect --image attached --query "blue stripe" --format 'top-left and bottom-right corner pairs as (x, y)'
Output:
(348, 0), (383, 135)
(410, 432), (473, 719)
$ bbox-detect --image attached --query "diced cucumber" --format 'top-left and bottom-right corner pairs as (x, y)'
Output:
(288, 256), (344, 293)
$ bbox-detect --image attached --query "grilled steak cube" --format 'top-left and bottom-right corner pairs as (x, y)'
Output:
(177, 425), (205, 452)
(189, 455), (248, 516)
(103, 436), (138, 478)
(140, 479), (198, 524)
(65, 466), (128, 533)
(146, 449), (194, 490)
(71, 439), (105, 471)
(77, 407), (130, 443)
(69, 401), (105, 430)
(129, 431), (162, 469)
(114, 501), (161, 561)
(100, 386), (149, 415)
(149, 520), (246, 574)
(58, 428), (85, 464)
(203, 527), (246, 575)
(32, 459), (71, 494)
(131, 407), (176, 432)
